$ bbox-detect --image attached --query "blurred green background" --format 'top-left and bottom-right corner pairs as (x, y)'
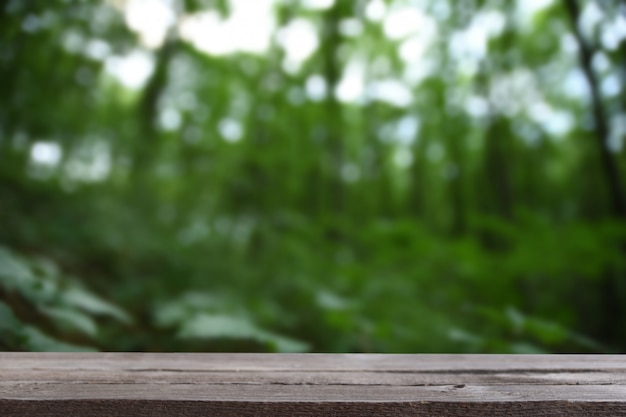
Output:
(1, 0), (626, 353)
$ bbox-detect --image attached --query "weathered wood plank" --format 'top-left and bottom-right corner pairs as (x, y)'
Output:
(2, 352), (624, 371)
(4, 369), (626, 385)
(1, 353), (625, 416)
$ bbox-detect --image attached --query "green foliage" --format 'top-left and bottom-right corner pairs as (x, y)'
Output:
(449, 306), (607, 353)
(1, 0), (625, 353)
(0, 247), (129, 351)
(155, 292), (309, 352)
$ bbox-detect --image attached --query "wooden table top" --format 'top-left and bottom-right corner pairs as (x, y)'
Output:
(1, 353), (625, 416)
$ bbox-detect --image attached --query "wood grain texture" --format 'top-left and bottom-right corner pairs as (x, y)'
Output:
(1, 353), (625, 416)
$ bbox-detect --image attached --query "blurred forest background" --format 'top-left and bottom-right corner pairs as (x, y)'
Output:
(1, 0), (626, 353)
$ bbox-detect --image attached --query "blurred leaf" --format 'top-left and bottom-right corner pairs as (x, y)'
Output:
(61, 287), (132, 324)
(0, 247), (35, 290)
(508, 342), (547, 354)
(20, 326), (96, 352)
(179, 314), (258, 339)
(316, 289), (349, 310)
(41, 306), (98, 337)
(0, 301), (21, 333)
(523, 317), (568, 345)
(178, 313), (309, 352)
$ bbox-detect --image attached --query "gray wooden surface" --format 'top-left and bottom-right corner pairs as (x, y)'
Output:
(1, 353), (625, 416)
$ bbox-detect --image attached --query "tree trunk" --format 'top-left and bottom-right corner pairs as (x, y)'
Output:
(563, 0), (626, 219)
